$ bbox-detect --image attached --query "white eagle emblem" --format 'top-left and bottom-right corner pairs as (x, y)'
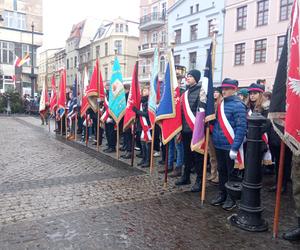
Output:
(288, 77), (300, 96)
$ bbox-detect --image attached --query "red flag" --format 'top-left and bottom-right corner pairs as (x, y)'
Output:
(80, 67), (90, 117)
(57, 69), (66, 117)
(286, 0), (300, 153)
(123, 62), (141, 131)
(39, 80), (49, 114)
(49, 75), (57, 113)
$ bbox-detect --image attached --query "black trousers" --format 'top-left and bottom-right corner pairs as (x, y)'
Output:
(105, 123), (116, 149)
(123, 128), (132, 152)
(270, 144), (292, 187)
(215, 148), (235, 194)
(182, 132), (203, 178)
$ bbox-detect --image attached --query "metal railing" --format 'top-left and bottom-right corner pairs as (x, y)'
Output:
(140, 12), (166, 26)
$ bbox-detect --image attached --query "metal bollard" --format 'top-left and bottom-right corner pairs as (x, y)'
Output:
(229, 112), (268, 232)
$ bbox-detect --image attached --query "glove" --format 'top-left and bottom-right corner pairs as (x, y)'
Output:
(132, 106), (138, 113)
(229, 150), (238, 160)
(107, 117), (113, 123)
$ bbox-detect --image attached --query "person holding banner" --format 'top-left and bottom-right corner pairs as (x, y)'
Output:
(211, 78), (247, 210)
(175, 69), (204, 192)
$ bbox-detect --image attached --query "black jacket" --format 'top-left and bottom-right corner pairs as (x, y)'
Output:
(134, 96), (150, 132)
(181, 82), (202, 133)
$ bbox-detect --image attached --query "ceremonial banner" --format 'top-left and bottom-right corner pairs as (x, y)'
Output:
(108, 57), (126, 123)
(57, 69), (66, 118)
(49, 75), (57, 113)
(39, 80), (49, 114)
(123, 62), (141, 131)
(68, 77), (78, 119)
(80, 67), (90, 117)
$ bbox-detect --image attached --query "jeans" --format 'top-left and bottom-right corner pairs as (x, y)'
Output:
(168, 138), (184, 170)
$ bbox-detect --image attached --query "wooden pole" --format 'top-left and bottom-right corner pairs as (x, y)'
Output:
(85, 113), (88, 146)
(60, 118), (63, 135)
(164, 143), (169, 188)
(48, 112), (50, 132)
(65, 111), (68, 139)
(74, 113), (78, 141)
(149, 124), (156, 174)
(273, 141), (286, 238)
(97, 111), (100, 151)
(116, 123), (120, 159)
(200, 126), (210, 206)
(131, 123), (136, 167)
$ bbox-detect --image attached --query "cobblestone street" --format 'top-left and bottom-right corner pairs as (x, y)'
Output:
(0, 116), (299, 249)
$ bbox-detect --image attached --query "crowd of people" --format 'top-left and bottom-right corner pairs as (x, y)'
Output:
(42, 70), (300, 241)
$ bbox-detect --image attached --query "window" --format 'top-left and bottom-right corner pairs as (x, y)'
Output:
(126, 25), (128, 32)
(96, 45), (100, 58)
(234, 43), (245, 65)
(114, 40), (122, 55)
(161, 31), (166, 43)
(13, 0), (17, 11)
(257, 0), (269, 26)
(237, 6), (247, 30)
(160, 56), (165, 74)
(74, 56), (77, 68)
(254, 39), (267, 63)
(175, 29), (181, 44)
(120, 24), (123, 32)
(162, 2), (166, 18)
(189, 52), (197, 70)
(104, 67), (108, 80)
(277, 35), (285, 60)
(115, 23), (119, 32)
(0, 41), (14, 64)
(22, 44), (36, 66)
(190, 24), (198, 41)
(105, 43), (108, 56)
(3, 10), (26, 30)
(196, 4), (199, 12)
(174, 55), (180, 65)
(280, 0), (293, 21)
(190, 6), (193, 14)
(152, 32), (158, 43)
(70, 58), (73, 69)
(67, 59), (69, 69)
(208, 19), (214, 37)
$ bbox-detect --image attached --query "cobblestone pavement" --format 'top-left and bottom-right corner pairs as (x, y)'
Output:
(0, 116), (299, 249)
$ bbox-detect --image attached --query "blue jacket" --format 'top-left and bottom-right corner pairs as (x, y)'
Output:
(212, 95), (247, 151)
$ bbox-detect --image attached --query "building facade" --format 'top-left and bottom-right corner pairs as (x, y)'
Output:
(0, 0), (43, 94)
(138, 0), (175, 84)
(168, 0), (225, 84)
(222, 0), (292, 90)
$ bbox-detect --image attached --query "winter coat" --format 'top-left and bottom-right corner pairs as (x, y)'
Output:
(212, 95), (247, 151)
(135, 95), (150, 132)
(181, 82), (202, 133)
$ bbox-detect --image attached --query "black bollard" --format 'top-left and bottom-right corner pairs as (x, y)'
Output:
(229, 112), (268, 232)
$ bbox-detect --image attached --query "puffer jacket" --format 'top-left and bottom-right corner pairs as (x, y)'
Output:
(181, 82), (202, 133)
(212, 95), (247, 151)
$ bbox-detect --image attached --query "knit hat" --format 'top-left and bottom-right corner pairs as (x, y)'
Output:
(187, 69), (201, 83)
(221, 78), (239, 89)
(237, 88), (249, 97)
(248, 83), (265, 93)
(213, 87), (222, 94)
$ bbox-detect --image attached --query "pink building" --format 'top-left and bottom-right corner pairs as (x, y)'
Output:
(222, 0), (293, 90)
(138, 0), (175, 84)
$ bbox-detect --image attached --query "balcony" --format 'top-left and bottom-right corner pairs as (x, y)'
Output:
(139, 12), (166, 31)
(138, 43), (167, 56)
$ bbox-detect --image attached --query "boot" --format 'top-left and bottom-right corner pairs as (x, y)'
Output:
(283, 217), (300, 241)
(141, 161), (150, 168)
(169, 167), (182, 178)
(210, 192), (226, 206)
(191, 175), (202, 192)
(222, 195), (236, 211)
(175, 167), (191, 186)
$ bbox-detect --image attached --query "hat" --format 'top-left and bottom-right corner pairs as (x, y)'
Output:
(187, 69), (201, 83)
(221, 78), (239, 89)
(213, 87), (222, 94)
(237, 88), (249, 97)
(248, 83), (265, 93)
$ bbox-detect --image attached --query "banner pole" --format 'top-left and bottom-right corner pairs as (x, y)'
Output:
(60, 118), (63, 136)
(150, 124), (156, 174)
(65, 111), (68, 139)
(97, 111), (100, 151)
(75, 113), (78, 141)
(48, 112), (50, 132)
(131, 122), (136, 167)
(273, 141), (286, 238)
(200, 126), (210, 206)
(117, 123), (120, 159)
(85, 112), (88, 146)
(164, 143), (169, 188)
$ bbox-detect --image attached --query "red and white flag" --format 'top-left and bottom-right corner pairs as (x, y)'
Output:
(49, 75), (57, 113)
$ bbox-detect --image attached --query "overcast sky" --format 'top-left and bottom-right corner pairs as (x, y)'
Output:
(41, 0), (140, 51)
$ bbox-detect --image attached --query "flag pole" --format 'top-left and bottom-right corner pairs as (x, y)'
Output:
(117, 123), (120, 159)
(85, 112), (88, 146)
(201, 22), (218, 206)
(65, 111), (68, 139)
(150, 124), (156, 174)
(131, 123), (136, 167)
(97, 110), (100, 151)
(75, 113), (78, 141)
(164, 143), (169, 188)
(273, 141), (286, 238)
(60, 118), (63, 136)
(48, 111), (50, 132)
